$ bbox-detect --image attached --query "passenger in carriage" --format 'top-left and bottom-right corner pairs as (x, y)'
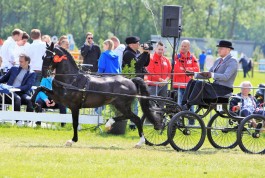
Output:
(230, 81), (265, 127)
(181, 40), (238, 110)
(0, 54), (36, 126)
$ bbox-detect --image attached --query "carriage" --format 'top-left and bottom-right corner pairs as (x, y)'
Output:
(33, 43), (265, 154)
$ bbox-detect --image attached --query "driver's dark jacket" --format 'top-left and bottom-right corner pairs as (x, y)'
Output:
(0, 66), (36, 94)
(122, 46), (150, 78)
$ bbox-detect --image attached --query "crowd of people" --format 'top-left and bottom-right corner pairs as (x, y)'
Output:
(0, 28), (263, 129)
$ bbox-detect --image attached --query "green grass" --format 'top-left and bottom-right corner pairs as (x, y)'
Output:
(231, 70), (264, 93)
(0, 124), (264, 178)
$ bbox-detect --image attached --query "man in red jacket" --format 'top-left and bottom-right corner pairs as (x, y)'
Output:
(173, 40), (199, 124)
(146, 41), (171, 107)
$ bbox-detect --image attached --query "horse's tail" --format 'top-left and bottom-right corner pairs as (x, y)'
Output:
(131, 77), (161, 129)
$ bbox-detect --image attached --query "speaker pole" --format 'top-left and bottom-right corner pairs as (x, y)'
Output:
(170, 26), (182, 90)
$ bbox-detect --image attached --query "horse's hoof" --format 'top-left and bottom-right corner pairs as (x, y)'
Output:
(134, 144), (142, 149)
(65, 140), (73, 147)
(105, 118), (115, 131)
(105, 126), (112, 131)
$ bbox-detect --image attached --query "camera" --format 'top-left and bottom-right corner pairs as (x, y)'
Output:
(140, 40), (156, 50)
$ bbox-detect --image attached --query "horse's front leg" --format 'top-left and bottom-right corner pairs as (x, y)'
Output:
(65, 108), (79, 146)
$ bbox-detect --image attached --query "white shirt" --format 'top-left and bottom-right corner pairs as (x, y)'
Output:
(25, 39), (46, 71)
(0, 37), (16, 69)
(242, 97), (256, 113)
(113, 44), (125, 68)
(13, 42), (30, 66)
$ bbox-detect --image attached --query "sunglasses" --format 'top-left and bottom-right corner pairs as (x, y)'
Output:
(87, 37), (93, 39)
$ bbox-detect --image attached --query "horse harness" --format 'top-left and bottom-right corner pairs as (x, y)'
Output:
(53, 74), (90, 108)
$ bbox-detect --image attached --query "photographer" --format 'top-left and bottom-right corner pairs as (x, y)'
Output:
(122, 36), (150, 79)
(122, 36), (150, 130)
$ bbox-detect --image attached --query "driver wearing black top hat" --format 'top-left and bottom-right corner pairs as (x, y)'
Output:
(182, 40), (238, 109)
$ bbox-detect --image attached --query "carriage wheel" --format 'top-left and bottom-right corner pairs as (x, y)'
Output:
(141, 103), (182, 146)
(207, 113), (238, 149)
(237, 114), (265, 154)
(167, 111), (206, 151)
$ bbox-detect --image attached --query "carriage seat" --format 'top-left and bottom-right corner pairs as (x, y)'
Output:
(216, 94), (231, 103)
(203, 93), (232, 105)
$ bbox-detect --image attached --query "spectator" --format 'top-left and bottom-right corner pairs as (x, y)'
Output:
(122, 36), (150, 79)
(41, 35), (51, 45)
(13, 31), (30, 66)
(122, 36), (150, 129)
(199, 50), (206, 71)
(80, 32), (101, 72)
(172, 39), (199, 125)
(173, 40), (199, 105)
(182, 40), (238, 110)
(98, 39), (121, 73)
(35, 72), (67, 127)
(110, 36), (125, 69)
(56, 35), (68, 48)
(96, 39), (120, 115)
(25, 29), (46, 86)
(146, 41), (171, 107)
(0, 54), (36, 126)
(239, 53), (250, 78)
(59, 38), (69, 50)
(0, 28), (23, 72)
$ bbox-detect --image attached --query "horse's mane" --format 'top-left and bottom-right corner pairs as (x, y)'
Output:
(57, 47), (79, 70)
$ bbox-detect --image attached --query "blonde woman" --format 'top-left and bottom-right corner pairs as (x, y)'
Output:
(97, 39), (121, 73)
(95, 40), (121, 116)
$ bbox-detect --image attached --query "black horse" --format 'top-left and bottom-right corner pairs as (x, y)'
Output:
(31, 43), (162, 147)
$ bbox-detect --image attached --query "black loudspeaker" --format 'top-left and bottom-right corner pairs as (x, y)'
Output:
(161, 5), (182, 37)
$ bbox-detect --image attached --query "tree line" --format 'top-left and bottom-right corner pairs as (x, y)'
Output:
(0, 0), (264, 54)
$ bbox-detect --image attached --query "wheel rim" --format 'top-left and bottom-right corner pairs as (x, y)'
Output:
(239, 116), (265, 154)
(168, 111), (206, 151)
(142, 114), (170, 146)
(207, 114), (238, 149)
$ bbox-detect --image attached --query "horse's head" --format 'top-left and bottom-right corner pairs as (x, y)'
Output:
(42, 42), (55, 77)
(42, 43), (67, 77)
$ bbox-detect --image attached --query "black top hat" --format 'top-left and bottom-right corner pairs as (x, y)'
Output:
(125, 36), (140, 44)
(216, 40), (234, 50)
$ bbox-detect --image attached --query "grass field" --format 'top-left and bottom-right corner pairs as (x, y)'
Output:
(0, 71), (264, 178)
(0, 125), (264, 178)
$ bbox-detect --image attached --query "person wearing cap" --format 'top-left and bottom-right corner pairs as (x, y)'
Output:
(181, 40), (238, 110)
(122, 36), (150, 79)
(122, 36), (150, 130)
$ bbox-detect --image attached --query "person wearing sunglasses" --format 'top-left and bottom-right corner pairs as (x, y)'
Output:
(80, 32), (101, 72)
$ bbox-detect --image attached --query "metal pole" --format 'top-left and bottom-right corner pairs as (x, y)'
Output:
(170, 26), (182, 90)
(170, 37), (177, 90)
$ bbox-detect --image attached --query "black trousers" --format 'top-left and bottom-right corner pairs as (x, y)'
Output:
(182, 80), (233, 106)
(0, 92), (33, 112)
(35, 98), (66, 114)
(0, 92), (33, 123)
